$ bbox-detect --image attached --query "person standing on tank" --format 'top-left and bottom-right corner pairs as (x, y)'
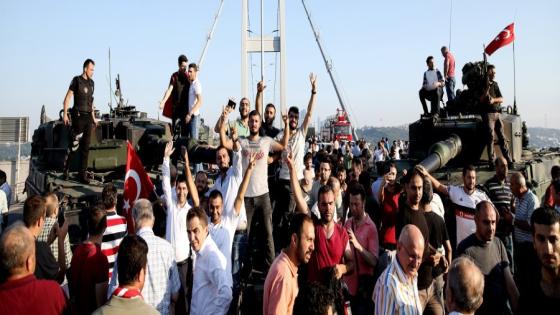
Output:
(480, 64), (513, 167)
(159, 54), (191, 136)
(62, 58), (98, 184)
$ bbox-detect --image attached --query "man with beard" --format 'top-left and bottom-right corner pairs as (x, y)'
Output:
(159, 55), (190, 136)
(396, 170), (444, 315)
(255, 80), (281, 139)
(309, 159), (332, 208)
(221, 107), (288, 273)
(480, 65), (513, 167)
(213, 121), (248, 289)
(263, 213), (315, 315)
(517, 207), (560, 314)
(288, 153), (354, 313)
(194, 171), (209, 209)
(207, 153), (255, 275)
(417, 164), (490, 247)
(214, 97), (252, 138)
(457, 201), (519, 315)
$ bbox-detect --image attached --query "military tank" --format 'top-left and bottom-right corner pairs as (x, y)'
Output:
(392, 59), (559, 199)
(25, 75), (217, 244)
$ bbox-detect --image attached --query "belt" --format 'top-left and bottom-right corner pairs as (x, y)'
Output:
(177, 258), (190, 266)
(234, 229), (247, 236)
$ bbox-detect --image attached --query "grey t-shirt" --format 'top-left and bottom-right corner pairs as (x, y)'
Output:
(240, 136), (273, 197)
(457, 234), (510, 315)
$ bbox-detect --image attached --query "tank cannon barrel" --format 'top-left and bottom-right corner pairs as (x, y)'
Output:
(418, 134), (462, 173)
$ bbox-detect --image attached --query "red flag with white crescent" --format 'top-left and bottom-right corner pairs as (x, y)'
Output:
(123, 142), (154, 234)
(485, 23), (515, 56)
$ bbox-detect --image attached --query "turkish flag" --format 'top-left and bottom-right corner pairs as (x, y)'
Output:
(162, 97), (173, 119)
(485, 23), (515, 56)
(123, 141), (154, 234)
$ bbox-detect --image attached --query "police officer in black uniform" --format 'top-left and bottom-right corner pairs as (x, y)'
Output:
(63, 59), (98, 183)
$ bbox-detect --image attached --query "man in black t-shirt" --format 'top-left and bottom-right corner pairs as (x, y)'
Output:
(517, 207), (560, 314)
(159, 54), (190, 136)
(457, 200), (519, 315)
(480, 65), (513, 167)
(63, 58), (97, 183)
(396, 170), (444, 315)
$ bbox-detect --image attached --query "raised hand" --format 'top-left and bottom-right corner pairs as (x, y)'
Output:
(181, 145), (189, 165)
(309, 72), (317, 91)
(164, 141), (175, 158)
(257, 80), (266, 93)
(282, 108), (289, 127)
(248, 152), (257, 169)
(415, 164), (427, 176)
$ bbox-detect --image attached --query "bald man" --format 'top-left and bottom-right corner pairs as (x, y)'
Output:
(373, 224), (425, 315)
(0, 223), (67, 314)
(457, 201), (519, 315)
(445, 257), (485, 315)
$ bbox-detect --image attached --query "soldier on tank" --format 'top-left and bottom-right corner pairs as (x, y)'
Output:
(62, 58), (98, 184)
(480, 64), (513, 167)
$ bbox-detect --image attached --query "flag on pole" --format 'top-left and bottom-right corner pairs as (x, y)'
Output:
(485, 23), (515, 56)
(123, 141), (154, 234)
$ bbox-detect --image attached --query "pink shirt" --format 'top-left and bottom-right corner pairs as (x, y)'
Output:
(445, 51), (456, 78)
(263, 251), (299, 315)
(344, 214), (379, 296)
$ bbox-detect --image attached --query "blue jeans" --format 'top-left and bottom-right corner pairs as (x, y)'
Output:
(187, 115), (202, 173)
(445, 76), (456, 102)
(232, 231), (248, 289)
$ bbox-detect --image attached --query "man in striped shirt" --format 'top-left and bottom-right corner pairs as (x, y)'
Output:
(373, 224), (425, 315)
(484, 157), (514, 270)
(101, 183), (127, 278)
(510, 172), (540, 295)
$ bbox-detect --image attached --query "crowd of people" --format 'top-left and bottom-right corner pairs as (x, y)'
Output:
(1, 56), (560, 315)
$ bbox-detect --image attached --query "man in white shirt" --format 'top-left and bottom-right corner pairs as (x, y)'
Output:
(186, 63), (203, 173)
(419, 56), (444, 116)
(0, 170), (11, 207)
(208, 133), (247, 289)
(187, 207), (232, 315)
(273, 73), (317, 247)
(220, 105), (288, 272)
(162, 141), (199, 311)
(417, 164), (489, 246)
(207, 153), (256, 274)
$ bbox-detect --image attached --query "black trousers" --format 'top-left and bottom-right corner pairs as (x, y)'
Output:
(419, 88), (442, 115)
(244, 193), (275, 272)
(69, 111), (93, 175)
(272, 179), (295, 250)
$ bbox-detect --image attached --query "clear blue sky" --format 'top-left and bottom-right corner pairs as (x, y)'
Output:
(1, 0), (559, 138)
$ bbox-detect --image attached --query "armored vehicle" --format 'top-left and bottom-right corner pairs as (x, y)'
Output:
(393, 59), (558, 207)
(25, 75), (216, 244)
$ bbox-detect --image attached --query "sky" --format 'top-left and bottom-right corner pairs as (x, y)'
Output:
(1, 0), (559, 140)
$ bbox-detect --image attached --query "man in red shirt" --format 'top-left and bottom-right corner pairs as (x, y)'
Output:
(69, 204), (109, 315)
(288, 154), (354, 313)
(0, 222), (67, 315)
(441, 46), (456, 103)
